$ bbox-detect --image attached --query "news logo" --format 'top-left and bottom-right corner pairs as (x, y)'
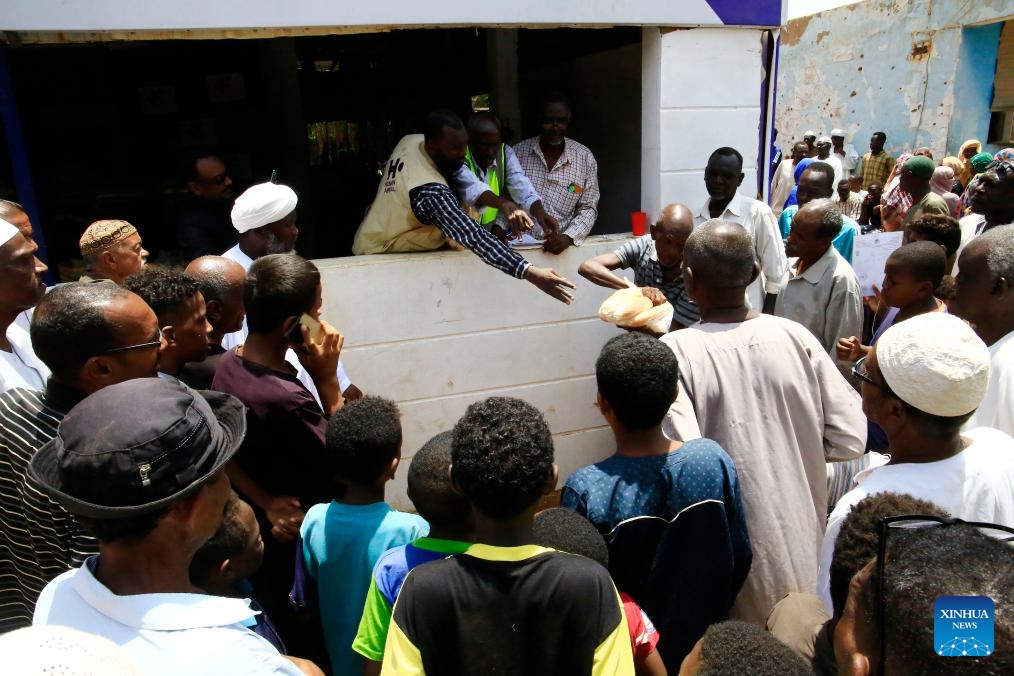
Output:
(934, 596), (994, 657)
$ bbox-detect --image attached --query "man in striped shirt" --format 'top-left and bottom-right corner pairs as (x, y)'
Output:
(514, 93), (600, 254)
(0, 282), (162, 631)
(579, 203), (699, 330)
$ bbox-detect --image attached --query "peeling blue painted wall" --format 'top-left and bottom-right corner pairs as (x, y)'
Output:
(776, 0), (1013, 160)
(949, 23), (1003, 154)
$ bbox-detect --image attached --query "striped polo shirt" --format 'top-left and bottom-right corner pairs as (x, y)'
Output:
(0, 384), (97, 631)
(614, 235), (700, 328)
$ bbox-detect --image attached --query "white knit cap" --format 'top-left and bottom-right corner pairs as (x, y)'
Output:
(804, 130), (816, 137)
(0, 625), (144, 675)
(876, 313), (990, 417)
(0, 218), (19, 247)
(230, 182), (298, 234)
(817, 136), (832, 144)
(830, 128), (846, 137)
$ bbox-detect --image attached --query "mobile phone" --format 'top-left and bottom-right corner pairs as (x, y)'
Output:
(285, 313), (323, 346)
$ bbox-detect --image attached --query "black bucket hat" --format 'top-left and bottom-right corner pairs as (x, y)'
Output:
(29, 378), (246, 519)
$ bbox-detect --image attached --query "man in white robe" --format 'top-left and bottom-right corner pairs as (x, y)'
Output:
(661, 220), (866, 624)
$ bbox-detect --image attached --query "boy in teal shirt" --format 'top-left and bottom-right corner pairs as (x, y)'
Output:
(353, 430), (473, 674)
(290, 396), (428, 676)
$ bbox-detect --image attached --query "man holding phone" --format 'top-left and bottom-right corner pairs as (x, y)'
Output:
(212, 253), (342, 656)
(222, 180), (362, 401)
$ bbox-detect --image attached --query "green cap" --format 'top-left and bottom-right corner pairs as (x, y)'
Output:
(970, 152), (994, 173)
(903, 155), (935, 179)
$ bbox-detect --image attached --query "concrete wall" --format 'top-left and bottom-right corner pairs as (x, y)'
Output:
(776, 0), (1014, 159)
(316, 235), (632, 509)
(642, 27), (766, 218)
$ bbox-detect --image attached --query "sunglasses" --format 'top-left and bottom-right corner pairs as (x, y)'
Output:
(875, 515), (1014, 674)
(851, 356), (884, 389)
(102, 327), (163, 354)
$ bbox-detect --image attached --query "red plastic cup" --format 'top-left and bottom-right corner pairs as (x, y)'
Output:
(631, 211), (648, 236)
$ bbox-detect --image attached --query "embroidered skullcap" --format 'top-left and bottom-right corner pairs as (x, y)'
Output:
(231, 182), (298, 234)
(903, 156), (935, 179)
(79, 220), (138, 256)
(876, 313), (989, 417)
(0, 625), (144, 675)
(0, 218), (18, 247)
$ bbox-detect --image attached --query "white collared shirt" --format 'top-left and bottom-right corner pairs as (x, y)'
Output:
(775, 246), (863, 356)
(817, 426), (1014, 614)
(450, 144), (542, 214)
(695, 193), (787, 310)
(1, 321), (50, 394)
(34, 558), (302, 675)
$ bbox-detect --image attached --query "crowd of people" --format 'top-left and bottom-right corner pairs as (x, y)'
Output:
(0, 98), (1012, 676)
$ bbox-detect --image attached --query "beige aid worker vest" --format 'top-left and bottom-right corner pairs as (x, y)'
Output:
(352, 134), (449, 254)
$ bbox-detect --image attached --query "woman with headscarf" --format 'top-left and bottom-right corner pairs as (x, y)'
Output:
(941, 156), (965, 193)
(880, 153), (913, 231)
(930, 165), (961, 217)
(956, 139), (981, 187)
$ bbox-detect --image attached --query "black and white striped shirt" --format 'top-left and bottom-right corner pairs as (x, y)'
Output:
(0, 383), (97, 631)
(410, 183), (530, 279)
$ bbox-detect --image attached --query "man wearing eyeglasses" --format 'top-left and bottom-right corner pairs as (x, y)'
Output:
(176, 151), (238, 262)
(513, 93), (600, 254)
(816, 312), (1014, 615)
(0, 282), (163, 631)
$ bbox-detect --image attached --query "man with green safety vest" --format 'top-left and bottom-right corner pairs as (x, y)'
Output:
(452, 112), (559, 241)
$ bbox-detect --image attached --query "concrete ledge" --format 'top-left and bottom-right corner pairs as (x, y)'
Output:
(314, 234), (633, 508)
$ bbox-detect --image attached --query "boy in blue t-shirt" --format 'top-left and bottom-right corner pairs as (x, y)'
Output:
(290, 396), (428, 676)
(562, 333), (752, 672)
(352, 430), (473, 674)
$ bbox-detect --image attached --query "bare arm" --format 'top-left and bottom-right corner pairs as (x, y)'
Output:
(635, 650), (668, 676)
(578, 252), (629, 290)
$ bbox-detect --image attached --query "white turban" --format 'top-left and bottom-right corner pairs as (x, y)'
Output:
(231, 182), (298, 234)
(876, 313), (990, 417)
(0, 218), (19, 247)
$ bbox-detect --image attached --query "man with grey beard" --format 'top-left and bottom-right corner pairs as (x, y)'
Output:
(221, 182), (362, 400)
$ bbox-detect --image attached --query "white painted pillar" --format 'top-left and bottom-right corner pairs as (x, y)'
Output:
(641, 27), (765, 218)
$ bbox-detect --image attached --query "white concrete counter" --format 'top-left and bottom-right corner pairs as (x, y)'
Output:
(315, 234), (634, 509)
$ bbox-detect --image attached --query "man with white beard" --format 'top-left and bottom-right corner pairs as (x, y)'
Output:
(222, 181), (361, 400)
(224, 182), (300, 266)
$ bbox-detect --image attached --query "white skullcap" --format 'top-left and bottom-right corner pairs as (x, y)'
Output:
(231, 182), (298, 234)
(0, 218), (19, 247)
(0, 625), (144, 675)
(817, 135), (832, 144)
(830, 128), (846, 137)
(804, 130), (816, 137)
(876, 313), (990, 417)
